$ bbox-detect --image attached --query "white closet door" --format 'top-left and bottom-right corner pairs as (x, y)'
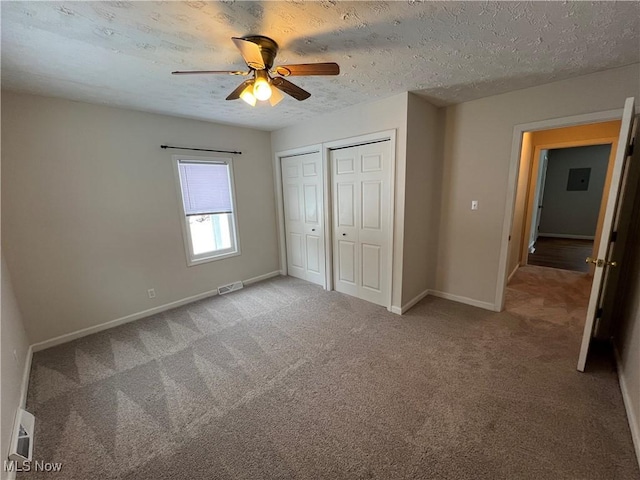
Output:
(281, 152), (325, 286)
(332, 141), (391, 306)
(357, 141), (391, 305)
(332, 147), (360, 298)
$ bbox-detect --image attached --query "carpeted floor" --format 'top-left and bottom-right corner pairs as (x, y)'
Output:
(23, 275), (639, 479)
(505, 264), (593, 326)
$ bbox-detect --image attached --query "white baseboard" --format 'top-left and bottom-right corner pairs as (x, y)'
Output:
(19, 346), (33, 409)
(30, 271), (281, 353)
(243, 270), (281, 286)
(395, 289), (430, 314)
(508, 264), (520, 283)
(428, 290), (498, 311)
(391, 289), (496, 315)
(538, 233), (595, 240)
(614, 347), (640, 470)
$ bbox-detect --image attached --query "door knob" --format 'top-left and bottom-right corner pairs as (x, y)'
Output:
(311, 228), (316, 232)
(586, 257), (603, 267)
(342, 233), (346, 236)
(586, 257), (618, 268)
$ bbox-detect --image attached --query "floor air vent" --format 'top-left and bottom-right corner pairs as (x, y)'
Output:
(217, 281), (243, 295)
(9, 409), (35, 467)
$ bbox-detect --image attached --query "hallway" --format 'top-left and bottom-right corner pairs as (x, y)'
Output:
(505, 265), (592, 327)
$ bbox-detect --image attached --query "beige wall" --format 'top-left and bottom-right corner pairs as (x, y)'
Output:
(614, 176), (640, 466)
(2, 91), (278, 344)
(402, 93), (443, 305)
(539, 145), (610, 237)
(437, 63), (640, 307)
(1, 255), (30, 476)
(271, 93), (409, 311)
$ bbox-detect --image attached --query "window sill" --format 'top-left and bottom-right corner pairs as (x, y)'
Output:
(187, 249), (241, 267)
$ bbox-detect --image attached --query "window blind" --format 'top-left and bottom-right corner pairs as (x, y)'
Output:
(178, 161), (232, 216)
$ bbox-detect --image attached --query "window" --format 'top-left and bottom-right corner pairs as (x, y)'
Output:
(174, 156), (240, 265)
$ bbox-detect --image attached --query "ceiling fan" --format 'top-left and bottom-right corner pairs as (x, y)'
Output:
(172, 35), (340, 107)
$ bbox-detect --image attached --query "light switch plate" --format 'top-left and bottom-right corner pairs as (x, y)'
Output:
(471, 200), (479, 210)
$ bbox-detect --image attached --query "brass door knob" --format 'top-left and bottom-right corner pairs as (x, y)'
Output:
(585, 257), (601, 266)
(585, 257), (618, 267)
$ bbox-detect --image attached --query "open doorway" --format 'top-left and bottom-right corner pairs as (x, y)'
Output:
(508, 120), (622, 280)
(497, 98), (637, 372)
(527, 144), (612, 273)
(505, 122), (620, 341)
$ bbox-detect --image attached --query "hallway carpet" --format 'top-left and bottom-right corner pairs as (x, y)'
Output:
(505, 264), (592, 326)
(23, 276), (638, 479)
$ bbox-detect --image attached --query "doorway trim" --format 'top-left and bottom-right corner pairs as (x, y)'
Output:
(273, 144), (328, 288)
(495, 108), (624, 311)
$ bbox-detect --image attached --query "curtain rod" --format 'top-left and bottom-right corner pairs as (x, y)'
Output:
(161, 145), (242, 155)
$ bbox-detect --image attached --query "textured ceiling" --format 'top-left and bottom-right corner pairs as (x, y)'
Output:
(2, 1), (639, 131)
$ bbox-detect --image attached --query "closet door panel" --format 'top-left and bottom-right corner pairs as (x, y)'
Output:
(282, 152), (325, 286)
(331, 141), (391, 307)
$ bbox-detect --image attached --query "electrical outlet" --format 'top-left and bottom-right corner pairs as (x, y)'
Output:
(471, 200), (479, 211)
(147, 288), (156, 299)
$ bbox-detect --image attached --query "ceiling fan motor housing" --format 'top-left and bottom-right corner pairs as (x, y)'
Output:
(244, 35), (279, 70)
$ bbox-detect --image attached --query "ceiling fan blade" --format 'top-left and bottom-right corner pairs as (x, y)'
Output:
(172, 70), (248, 76)
(226, 79), (253, 101)
(269, 86), (285, 106)
(271, 77), (311, 101)
(274, 62), (340, 77)
(232, 37), (265, 70)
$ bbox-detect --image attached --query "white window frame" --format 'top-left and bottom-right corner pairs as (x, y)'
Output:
(172, 155), (241, 266)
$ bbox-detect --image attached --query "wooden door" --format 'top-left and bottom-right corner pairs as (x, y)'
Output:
(577, 97), (636, 371)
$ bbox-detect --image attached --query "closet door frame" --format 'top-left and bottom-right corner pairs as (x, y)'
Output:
(274, 129), (396, 310)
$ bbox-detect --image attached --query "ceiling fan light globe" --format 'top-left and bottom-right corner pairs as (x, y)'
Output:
(253, 79), (272, 101)
(240, 88), (257, 106)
